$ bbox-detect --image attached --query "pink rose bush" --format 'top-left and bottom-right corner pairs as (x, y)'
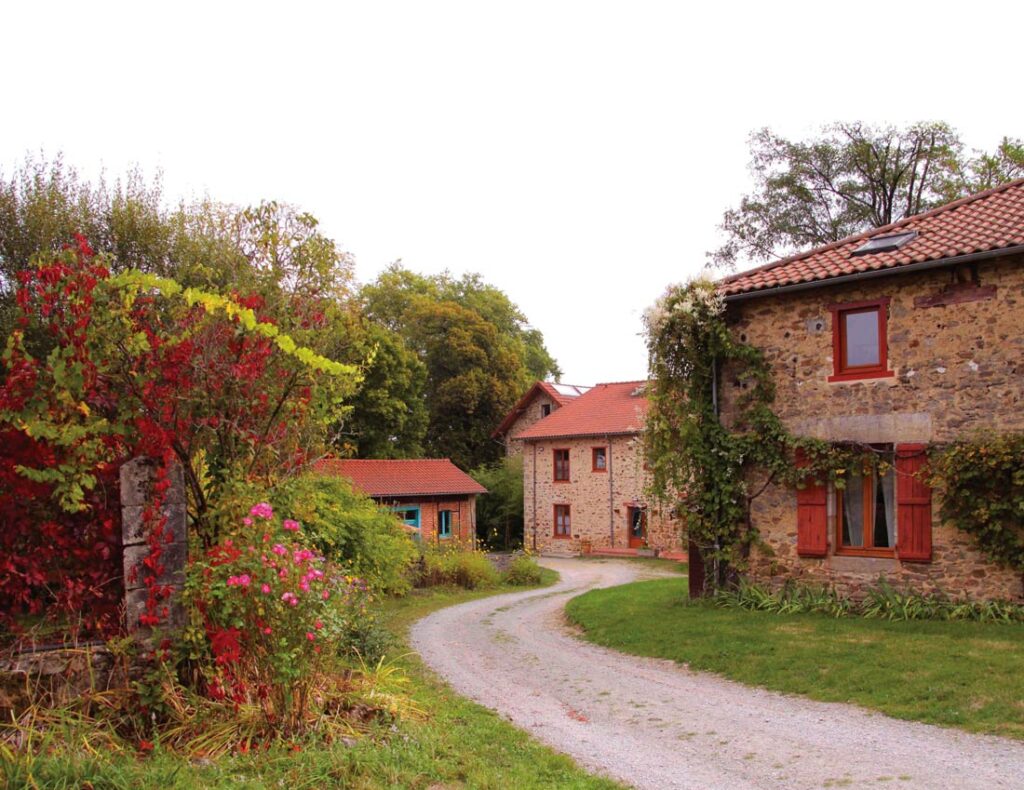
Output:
(183, 503), (371, 728)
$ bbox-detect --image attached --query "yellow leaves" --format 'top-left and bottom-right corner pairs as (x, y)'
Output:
(77, 402), (91, 418)
(111, 269), (360, 381)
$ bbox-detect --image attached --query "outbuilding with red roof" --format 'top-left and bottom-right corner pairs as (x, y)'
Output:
(314, 458), (486, 544)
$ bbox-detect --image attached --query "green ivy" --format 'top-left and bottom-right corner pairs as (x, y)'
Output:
(928, 433), (1024, 571)
(643, 279), (870, 592)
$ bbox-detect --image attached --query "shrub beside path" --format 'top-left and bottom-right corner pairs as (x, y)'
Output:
(411, 557), (1024, 790)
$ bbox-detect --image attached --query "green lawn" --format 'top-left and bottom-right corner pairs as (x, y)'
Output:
(5, 570), (621, 790)
(566, 577), (1024, 740)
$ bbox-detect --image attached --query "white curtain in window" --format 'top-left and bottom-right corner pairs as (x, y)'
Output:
(843, 473), (864, 546)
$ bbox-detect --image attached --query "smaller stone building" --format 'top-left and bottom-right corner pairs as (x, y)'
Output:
(512, 381), (681, 555)
(314, 459), (486, 544)
(492, 381), (589, 457)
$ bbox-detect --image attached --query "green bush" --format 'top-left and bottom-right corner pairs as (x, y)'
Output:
(715, 580), (1024, 623)
(269, 474), (418, 595)
(504, 554), (543, 586)
(418, 546), (500, 590)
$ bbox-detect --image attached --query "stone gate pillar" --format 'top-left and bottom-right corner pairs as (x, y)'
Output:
(120, 457), (188, 635)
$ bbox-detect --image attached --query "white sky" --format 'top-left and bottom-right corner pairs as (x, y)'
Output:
(3, 1), (1021, 385)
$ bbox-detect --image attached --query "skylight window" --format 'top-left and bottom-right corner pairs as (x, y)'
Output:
(851, 231), (918, 257)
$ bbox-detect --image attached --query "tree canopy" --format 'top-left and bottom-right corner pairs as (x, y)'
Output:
(356, 265), (559, 469)
(710, 123), (1024, 270)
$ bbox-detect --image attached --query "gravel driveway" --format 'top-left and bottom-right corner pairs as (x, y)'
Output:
(410, 557), (1024, 789)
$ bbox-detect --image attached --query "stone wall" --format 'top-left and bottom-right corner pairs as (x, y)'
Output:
(504, 392), (562, 457)
(522, 434), (680, 554)
(722, 253), (1024, 600)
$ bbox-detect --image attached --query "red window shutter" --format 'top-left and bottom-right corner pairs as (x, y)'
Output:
(795, 451), (828, 557)
(896, 444), (932, 562)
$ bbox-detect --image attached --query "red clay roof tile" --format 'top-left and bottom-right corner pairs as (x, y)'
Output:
(720, 178), (1024, 297)
(312, 459), (487, 498)
(516, 381), (648, 440)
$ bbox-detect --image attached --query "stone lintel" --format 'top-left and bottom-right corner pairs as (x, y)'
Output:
(789, 412), (932, 444)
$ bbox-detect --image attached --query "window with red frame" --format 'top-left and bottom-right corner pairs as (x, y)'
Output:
(592, 446), (607, 472)
(553, 448), (570, 481)
(554, 504), (571, 538)
(829, 299), (894, 381)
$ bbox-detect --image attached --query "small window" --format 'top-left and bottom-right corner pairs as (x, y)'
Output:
(829, 299), (893, 381)
(438, 509), (453, 539)
(391, 506), (421, 538)
(553, 448), (570, 481)
(836, 448), (895, 556)
(540, 403), (551, 418)
(554, 504), (571, 538)
(592, 447), (607, 472)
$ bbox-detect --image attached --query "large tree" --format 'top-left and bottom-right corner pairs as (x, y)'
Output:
(710, 123), (1024, 270)
(358, 265), (559, 469)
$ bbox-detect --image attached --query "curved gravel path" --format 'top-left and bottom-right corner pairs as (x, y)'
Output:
(411, 557), (1024, 789)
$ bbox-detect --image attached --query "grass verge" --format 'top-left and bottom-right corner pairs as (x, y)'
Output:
(566, 577), (1024, 740)
(4, 569), (621, 789)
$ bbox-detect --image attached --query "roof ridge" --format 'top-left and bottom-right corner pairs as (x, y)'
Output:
(719, 177), (1024, 287)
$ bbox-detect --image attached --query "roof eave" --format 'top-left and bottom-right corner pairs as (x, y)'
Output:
(521, 429), (641, 442)
(722, 245), (1024, 303)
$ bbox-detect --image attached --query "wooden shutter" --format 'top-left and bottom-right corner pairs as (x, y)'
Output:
(896, 444), (932, 562)
(795, 451), (828, 557)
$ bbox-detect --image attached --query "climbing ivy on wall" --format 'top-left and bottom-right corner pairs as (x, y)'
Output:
(642, 279), (869, 593)
(928, 434), (1024, 572)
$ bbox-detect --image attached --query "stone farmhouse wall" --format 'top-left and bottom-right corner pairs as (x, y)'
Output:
(504, 392), (563, 457)
(522, 434), (680, 554)
(722, 253), (1024, 600)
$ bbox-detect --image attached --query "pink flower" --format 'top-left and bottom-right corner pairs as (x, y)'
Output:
(242, 517), (253, 526)
(281, 591), (299, 606)
(272, 544), (287, 556)
(238, 574), (251, 588)
(263, 627), (272, 635)
(261, 583), (271, 594)
(249, 502), (274, 520)
(283, 519), (301, 532)
(322, 590), (330, 600)
(299, 581), (310, 592)
(226, 576), (238, 587)
(314, 620), (323, 630)
(306, 632), (316, 641)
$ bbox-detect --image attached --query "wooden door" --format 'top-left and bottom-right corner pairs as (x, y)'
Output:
(627, 507), (647, 548)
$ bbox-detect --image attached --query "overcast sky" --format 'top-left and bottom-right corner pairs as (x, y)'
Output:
(3, 1), (1021, 384)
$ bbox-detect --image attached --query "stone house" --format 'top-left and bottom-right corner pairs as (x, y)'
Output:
(314, 458), (486, 545)
(511, 381), (682, 556)
(492, 380), (589, 457)
(718, 178), (1024, 600)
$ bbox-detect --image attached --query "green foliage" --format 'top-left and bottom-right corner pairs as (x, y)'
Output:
(359, 265), (559, 469)
(644, 279), (873, 592)
(927, 433), (1024, 571)
(472, 456), (525, 548)
(504, 554), (543, 586)
(714, 580), (853, 618)
(714, 580), (1024, 624)
(710, 123), (1024, 269)
(417, 545), (501, 590)
(267, 474), (418, 596)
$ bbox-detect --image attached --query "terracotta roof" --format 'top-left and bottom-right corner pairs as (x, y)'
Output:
(312, 458), (487, 498)
(720, 178), (1024, 297)
(516, 381), (648, 440)
(491, 380), (589, 439)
